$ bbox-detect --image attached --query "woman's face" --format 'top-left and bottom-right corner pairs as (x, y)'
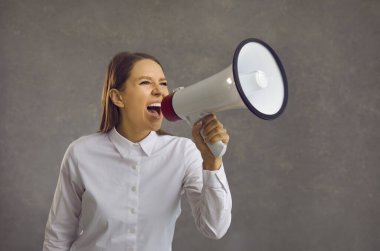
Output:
(119, 59), (169, 133)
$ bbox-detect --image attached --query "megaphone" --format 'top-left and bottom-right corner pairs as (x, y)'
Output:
(161, 38), (288, 157)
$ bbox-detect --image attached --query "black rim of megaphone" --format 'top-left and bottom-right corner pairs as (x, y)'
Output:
(232, 38), (288, 120)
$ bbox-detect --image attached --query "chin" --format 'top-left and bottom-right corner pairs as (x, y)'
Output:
(148, 122), (163, 132)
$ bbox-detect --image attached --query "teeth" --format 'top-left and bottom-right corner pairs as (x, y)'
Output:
(147, 103), (161, 108)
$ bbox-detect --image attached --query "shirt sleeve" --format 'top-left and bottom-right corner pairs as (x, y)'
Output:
(43, 143), (84, 251)
(182, 139), (232, 239)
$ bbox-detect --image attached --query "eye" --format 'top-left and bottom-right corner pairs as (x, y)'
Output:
(160, 82), (168, 86)
(140, 81), (150, 85)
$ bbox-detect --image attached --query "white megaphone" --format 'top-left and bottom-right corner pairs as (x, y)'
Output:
(161, 38), (288, 157)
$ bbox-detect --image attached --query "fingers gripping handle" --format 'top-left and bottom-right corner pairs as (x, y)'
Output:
(185, 114), (227, 157)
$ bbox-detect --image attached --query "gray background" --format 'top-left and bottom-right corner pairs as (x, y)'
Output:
(0, 0), (379, 250)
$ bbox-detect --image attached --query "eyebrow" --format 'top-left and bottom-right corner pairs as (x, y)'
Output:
(136, 76), (167, 82)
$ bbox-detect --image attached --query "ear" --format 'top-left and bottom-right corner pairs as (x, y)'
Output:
(109, 89), (125, 108)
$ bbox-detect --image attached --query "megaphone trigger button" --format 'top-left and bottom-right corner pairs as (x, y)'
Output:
(195, 120), (203, 128)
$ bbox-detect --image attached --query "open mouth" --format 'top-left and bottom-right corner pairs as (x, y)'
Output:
(147, 103), (161, 118)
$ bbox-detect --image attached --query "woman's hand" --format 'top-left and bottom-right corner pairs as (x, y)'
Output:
(192, 114), (230, 171)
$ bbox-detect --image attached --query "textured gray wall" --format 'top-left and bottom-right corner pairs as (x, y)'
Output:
(0, 0), (379, 250)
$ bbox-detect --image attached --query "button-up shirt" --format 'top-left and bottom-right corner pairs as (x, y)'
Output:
(43, 127), (232, 251)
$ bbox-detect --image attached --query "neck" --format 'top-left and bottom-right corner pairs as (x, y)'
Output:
(116, 122), (150, 143)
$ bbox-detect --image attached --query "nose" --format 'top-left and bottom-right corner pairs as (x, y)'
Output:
(152, 81), (169, 97)
(151, 83), (164, 97)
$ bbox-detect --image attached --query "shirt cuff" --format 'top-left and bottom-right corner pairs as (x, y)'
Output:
(202, 164), (228, 189)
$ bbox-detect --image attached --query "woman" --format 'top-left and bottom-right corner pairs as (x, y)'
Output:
(43, 52), (232, 251)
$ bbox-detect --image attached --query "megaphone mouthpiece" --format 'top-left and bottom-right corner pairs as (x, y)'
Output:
(161, 92), (181, 122)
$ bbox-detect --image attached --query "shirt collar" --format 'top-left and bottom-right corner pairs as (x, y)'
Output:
(108, 127), (158, 158)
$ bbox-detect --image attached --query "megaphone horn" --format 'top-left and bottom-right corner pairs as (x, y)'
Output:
(162, 38), (288, 157)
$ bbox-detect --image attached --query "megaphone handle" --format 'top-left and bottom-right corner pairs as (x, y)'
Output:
(184, 115), (227, 157)
(201, 129), (228, 157)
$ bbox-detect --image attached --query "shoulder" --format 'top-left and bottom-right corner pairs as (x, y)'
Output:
(156, 134), (195, 149)
(154, 133), (200, 157)
(65, 131), (109, 158)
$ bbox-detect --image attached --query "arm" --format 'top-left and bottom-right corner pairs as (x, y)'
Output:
(43, 144), (83, 251)
(183, 114), (232, 239)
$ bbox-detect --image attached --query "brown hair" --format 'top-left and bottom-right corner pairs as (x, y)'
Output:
(98, 52), (169, 135)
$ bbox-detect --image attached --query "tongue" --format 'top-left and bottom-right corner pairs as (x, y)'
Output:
(148, 109), (160, 119)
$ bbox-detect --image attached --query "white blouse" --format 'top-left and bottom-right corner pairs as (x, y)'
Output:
(43, 127), (232, 251)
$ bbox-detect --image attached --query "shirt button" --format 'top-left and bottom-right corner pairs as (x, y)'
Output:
(132, 164), (138, 170)
(131, 186), (136, 192)
(127, 248), (134, 251)
(130, 208), (136, 214)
